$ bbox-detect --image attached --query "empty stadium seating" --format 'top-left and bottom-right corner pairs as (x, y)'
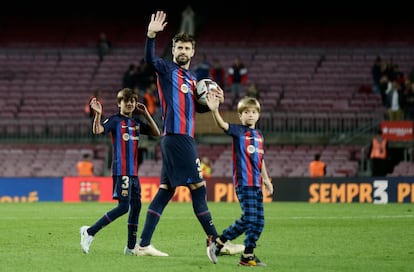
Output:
(0, 144), (108, 177)
(0, 13), (413, 178)
(387, 161), (414, 177)
(3, 21), (414, 139)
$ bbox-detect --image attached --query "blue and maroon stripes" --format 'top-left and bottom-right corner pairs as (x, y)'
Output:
(146, 37), (197, 137)
(228, 125), (264, 188)
(111, 119), (139, 176)
(156, 66), (197, 137)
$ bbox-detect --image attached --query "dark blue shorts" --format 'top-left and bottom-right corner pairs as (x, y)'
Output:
(112, 175), (141, 201)
(160, 134), (203, 187)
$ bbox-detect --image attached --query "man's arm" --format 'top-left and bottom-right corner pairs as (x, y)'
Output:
(144, 11), (169, 73)
(147, 11), (167, 39)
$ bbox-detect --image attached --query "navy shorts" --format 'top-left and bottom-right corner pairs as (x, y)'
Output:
(160, 134), (203, 187)
(112, 175), (141, 201)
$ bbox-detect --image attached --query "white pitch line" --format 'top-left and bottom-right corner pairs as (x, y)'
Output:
(266, 214), (414, 220)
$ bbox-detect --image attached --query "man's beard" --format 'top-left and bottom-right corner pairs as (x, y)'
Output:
(175, 55), (189, 66)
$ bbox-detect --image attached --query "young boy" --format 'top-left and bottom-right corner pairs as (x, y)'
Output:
(80, 88), (160, 255)
(206, 94), (274, 267)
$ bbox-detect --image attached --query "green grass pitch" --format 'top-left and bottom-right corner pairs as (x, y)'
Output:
(0, 202), (413, 271)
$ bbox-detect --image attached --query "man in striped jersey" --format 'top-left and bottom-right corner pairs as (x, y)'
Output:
(135, 11), (225, 264)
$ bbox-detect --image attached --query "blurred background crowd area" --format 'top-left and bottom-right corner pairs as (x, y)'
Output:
(1, 2), (414, 178)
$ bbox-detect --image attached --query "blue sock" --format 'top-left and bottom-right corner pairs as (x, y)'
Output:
(88, 201), (129, 236)
(191, 186), (218, 238)
(127, 199), (141, 249)
(139, 188), (174, 246)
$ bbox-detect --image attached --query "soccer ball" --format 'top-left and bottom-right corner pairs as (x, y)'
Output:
(195, 79), (218, 105)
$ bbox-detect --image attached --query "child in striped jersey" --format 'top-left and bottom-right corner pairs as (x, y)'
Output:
(80, 88), (160, 255)
(206, 94), (274, 267)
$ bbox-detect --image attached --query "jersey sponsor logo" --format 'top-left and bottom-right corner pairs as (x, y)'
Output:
(180, 84), (189, 93)
(122, 133), (139, 141)
(247, 145), (255, 154)
(246, 145), (264, 154)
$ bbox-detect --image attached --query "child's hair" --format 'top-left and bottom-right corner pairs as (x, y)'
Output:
(116, 88), (139, 104)
(237, 96), (261, 114)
